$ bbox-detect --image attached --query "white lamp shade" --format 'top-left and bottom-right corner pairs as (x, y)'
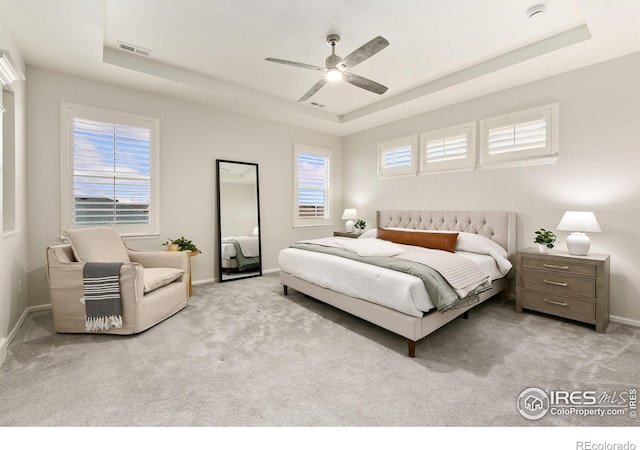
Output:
(342, 209), (358, 220)
(557, 211), (601, 232)
(557, 211), (601, 256)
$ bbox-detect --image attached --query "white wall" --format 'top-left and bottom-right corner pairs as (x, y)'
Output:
(26, 66), (342, 306)
(342, 52), (640, 323)
(0, 5), (29, 365)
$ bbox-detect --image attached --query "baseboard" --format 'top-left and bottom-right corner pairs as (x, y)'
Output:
(192, 278), (216, 285)
(0, 304), (52, 369)
(610, 314), (640, 328)
(0, 337), (7, 368)
(193, 269), (280, 286)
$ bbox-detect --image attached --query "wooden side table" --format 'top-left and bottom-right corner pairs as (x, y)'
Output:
(187, 250), (200, 297)
(334, 231), (360, 238)
(515, 247), (610, 332)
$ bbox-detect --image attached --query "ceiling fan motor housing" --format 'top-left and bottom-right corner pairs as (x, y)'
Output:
(326, 34), (342, 69)
(326, 53), (342, 69)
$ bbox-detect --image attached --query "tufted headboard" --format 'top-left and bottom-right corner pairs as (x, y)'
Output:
(377, 210), (516, 258)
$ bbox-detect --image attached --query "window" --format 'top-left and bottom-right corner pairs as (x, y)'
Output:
(293, 143), (332, 228)
(480, 103), (559, 168)
(377, 135), (417, 178)
(60, 102), (159, 236)
(420, 122), (476, 174)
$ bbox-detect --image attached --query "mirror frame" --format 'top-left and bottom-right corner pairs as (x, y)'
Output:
(216, 159), (262, 283)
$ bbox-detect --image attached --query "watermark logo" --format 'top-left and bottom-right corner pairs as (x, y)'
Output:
(517, 387), (550, 420)
(517, 387), (637, 420)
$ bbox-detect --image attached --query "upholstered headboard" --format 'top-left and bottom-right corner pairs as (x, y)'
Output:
(376, 210), (516, 258)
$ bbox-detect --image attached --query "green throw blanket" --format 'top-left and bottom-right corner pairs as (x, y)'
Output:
(290, 242), (487, 312)
(229, 240), (260, 271)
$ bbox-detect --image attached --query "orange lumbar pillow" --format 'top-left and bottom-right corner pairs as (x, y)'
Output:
(377, 228), (459, 253)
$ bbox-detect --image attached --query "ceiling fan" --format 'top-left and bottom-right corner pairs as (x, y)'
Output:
(265, 34), (389, 102)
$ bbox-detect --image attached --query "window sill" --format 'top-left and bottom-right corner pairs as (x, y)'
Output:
(2, 229), (21, 240)
(480, 155), (558, 170)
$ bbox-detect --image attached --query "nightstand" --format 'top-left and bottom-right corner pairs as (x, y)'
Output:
(515, 248), (610, 333)
(333, 231), (359, 238)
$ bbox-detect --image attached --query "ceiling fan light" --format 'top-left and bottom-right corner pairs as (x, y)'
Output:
(325, 68), (343, 81)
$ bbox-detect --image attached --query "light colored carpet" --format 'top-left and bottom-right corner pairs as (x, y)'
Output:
(1, 272), (638, 427)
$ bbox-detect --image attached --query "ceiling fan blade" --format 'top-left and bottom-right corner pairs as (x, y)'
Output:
(298, 78), (328, 102)
(340, 36), (389, 68)
(265, 58), (325, 71)
(343, 72), (388, 95)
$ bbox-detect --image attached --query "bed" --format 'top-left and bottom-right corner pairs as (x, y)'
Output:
(279, 210), (516, 357)
(221, 236), (260, 272)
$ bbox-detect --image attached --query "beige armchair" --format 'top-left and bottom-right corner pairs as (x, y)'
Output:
(46, 226), (190, 335)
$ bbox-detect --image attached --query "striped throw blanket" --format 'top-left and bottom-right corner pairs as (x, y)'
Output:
(82, 262), (123, 332)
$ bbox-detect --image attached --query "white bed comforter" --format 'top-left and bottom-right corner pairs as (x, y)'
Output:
(278, 236), (512, 318)
(221, 236), (260, 258)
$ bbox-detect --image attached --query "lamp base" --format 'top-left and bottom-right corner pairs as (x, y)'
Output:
(566, 232), (591, 256)
(345, 220), (355, 233)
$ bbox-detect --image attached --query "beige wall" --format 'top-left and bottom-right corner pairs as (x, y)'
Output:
(0, 6), (29, 363)
(342, 52), (640, 323)
(26, 66), (342, 306)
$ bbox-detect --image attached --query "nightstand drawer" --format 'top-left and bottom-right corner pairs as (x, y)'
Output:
(521, 271), (596, 298)
(521, 290), (595, 322)
(521, 256), (596, 277)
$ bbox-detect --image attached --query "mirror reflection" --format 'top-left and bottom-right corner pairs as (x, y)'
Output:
(216, 160), (262, 282)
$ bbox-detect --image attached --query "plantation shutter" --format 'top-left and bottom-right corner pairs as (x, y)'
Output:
(487, 119), (547, 155)
(72, 118), (152, 225)
(425, 134), (467, 163)
(480, 103), (558, 167)
(61, 102), (159, 236)
(293, 144), (332, 227)
(380, 145), (412, 170)
(377, 135), (417, 177)
(420, 122), (476, 173)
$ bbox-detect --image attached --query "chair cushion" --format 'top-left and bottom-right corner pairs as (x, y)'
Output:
(62, 225), (131, 263)
(143, 267), (185, 293)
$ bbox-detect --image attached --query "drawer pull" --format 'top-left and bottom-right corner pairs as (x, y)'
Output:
(543, 280), (568, 287)
(544, 299), (568, 307)
(543, 263), (570, 270)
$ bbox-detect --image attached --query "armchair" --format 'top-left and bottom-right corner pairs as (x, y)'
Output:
(46, 226), (189, 335)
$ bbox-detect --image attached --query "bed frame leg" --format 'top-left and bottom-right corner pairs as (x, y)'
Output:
(462, 311), (469, 320)
(407, 339), (416, 358)
(283, 285), (288, 295)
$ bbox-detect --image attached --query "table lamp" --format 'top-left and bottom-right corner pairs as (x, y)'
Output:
(556, 211), (601, 256)
(342, 209), (358, 233)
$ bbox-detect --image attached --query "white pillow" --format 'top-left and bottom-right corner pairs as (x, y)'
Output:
(357, 228), (378, 239)
(62, 225), (130, 263)
(143, 268), (185, 293)
(455, 232), (508, 259)
(339, 238), (404, 257)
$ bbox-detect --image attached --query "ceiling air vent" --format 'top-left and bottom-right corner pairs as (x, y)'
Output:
(310, 102), (325, 108)
(117, 42), (151, 57)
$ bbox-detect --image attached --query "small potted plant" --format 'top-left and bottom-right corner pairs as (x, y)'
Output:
(534, 228), (556, 253)
(163, 237), (201, 254)
(354, 219), (366, 234)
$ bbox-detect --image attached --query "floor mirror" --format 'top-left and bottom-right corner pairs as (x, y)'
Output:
(216, 159), (262, 282)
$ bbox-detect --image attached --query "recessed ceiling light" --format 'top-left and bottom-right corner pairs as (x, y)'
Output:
(526, 4), (546, 19)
